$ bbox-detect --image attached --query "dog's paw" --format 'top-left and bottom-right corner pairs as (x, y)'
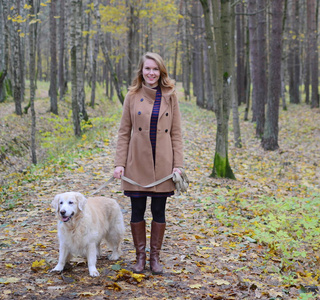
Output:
(51, 266), (63, 273)
(89, 268), (100, 277)
(108, 253), (120, 261)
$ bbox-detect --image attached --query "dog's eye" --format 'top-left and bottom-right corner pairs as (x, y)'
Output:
(69, 201), (73, 205)
(60, 201), (63, 205)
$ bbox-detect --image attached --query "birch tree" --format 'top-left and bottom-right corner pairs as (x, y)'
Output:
(200, 0), (235, 179)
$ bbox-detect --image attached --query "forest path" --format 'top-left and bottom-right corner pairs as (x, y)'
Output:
(1, 92), (320, 299)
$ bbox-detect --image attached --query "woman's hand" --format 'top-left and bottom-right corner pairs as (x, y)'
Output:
(173, 168), (182, 174)
(113, 166), (124, 179)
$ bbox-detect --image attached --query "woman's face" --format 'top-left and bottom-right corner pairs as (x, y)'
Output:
(142, 59), (160, 88)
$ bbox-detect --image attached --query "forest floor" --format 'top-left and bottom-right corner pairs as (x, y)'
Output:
(1, 84), (320, 299)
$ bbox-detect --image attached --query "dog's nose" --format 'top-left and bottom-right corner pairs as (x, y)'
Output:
(60, 210), (66, 216)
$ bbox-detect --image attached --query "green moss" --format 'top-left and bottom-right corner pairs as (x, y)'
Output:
(210, 152), (236, 179)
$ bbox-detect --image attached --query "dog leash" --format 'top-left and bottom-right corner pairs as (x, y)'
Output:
(90, 172), (187, 196)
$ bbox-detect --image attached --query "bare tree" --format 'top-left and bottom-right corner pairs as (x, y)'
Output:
(0, 0), (8, 103)
(28, 0), (39, 164)
(71, 0), (81, 136)
(262, 0), (284, 151)
(309, 0), (319, 108)
(200, 0), (235, 179)
(49, 0), (58, 114)
(11, 2), (22, 115)
(59, 0), (66, 101)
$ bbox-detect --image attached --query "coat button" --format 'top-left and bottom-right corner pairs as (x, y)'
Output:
(139, 127), (142, 131)
(166, 113), (169, 116)
(140, 98), (143, 102)
(138, 111), (141, 115)
(165, 129), (168, 133)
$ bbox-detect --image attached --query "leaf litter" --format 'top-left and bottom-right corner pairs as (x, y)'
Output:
(0, 88), (320, 299)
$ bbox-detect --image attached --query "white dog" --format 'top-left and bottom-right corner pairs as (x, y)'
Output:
(51, 192), (125, 277)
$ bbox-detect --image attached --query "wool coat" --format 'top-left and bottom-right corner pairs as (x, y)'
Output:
(115, 83), (184, 193)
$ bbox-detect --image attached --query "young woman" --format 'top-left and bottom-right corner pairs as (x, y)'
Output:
(113, 52), (184, 274)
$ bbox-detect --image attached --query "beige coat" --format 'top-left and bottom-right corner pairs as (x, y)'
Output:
(115, 84), (184, 192)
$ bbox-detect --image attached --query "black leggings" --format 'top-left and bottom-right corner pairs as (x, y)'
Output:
(130, 196), (167, 223)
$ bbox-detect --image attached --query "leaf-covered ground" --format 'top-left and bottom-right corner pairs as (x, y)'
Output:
(1, 85), (320, 299)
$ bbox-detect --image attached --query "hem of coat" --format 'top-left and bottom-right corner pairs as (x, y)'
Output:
(124, 191), (174, 198)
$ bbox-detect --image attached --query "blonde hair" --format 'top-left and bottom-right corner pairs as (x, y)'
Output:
(129, 52), (175, 93)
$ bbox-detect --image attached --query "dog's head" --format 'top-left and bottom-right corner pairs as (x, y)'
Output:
(51, 192), (87, 223)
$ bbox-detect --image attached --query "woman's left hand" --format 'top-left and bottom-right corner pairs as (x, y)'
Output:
(173, 168), (182, 174)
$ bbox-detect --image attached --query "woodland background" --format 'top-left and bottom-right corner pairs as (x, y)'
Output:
(1, 0), (320, 299)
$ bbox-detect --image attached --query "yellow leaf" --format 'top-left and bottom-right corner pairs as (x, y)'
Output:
(131, 273), (145, 283)
(0, 277), (20, 284)
(54, 16), (60, 19)
(10, 6), (15, 10)
(213, 279), (230, 286)
(40, 3), (47, 7)
(5, 264), (15, 268)
(190, 284), (202, 289)
(32, 259), (46, 268)
(19, 33), (25, 37)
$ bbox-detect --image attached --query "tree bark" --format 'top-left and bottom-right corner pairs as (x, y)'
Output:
(59, 0), (66, 101)
(49, 0), (58, 114)
(247, 0), (258, 123)
(255, 0), (267, 138)
(90, 33), (99, 107)
(11, 3), (22, 115)
(309, 0), (319, 108)
(192, 0), (204, 107)
(75, 0), (88, 121)
(28, 0), (38, 164)
(262, 0), (284, 151)
(231, 3), (242, 148)
(236, 2), (246, 105)
(71, 0), (81, 136)
(288, 0), (300, 104)
(200, 0), (235, 179)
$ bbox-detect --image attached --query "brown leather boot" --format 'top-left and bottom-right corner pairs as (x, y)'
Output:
(150, 221), (166, 275)
(130, 220), (146, 273)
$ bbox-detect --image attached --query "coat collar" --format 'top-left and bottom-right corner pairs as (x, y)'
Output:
(141, 83), (175, 103)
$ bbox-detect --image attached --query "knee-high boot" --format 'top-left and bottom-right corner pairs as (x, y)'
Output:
(150, 221), (166, 274)
(130, 220), (146, 273)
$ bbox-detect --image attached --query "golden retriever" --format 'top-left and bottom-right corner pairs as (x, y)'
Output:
(51, 192), (124, 277)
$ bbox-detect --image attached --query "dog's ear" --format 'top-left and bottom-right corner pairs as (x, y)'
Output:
(51, 194), (60, 212)
(76, 193), (87, 211)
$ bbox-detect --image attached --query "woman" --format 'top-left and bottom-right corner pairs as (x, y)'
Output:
(113, 52), (184, 274)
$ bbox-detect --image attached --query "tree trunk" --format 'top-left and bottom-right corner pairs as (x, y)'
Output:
(309, 0), (319, 108)
(75, 0), (88, 121)
(200, 0), (235, 179)
(28, 0), (38, 164)
(93, 0), (124, 104)
(231, 3), (242, 148)
(182, 0), (191, 101)
(255, 0), (267, 138)
(0, 0), (8, 103)
(59, 0), (66, 101)
(90, 33), (99, 107)
(49, 0), (58, 114)
(192, 0), (204, 108)
(247, 0), (258, 123)
(262, 0), (284, 151)
(71, 0), (81, 136)
(236, 2), (246, 105)
(288, 0), (300, 104)
(11, 3), (22, 115)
